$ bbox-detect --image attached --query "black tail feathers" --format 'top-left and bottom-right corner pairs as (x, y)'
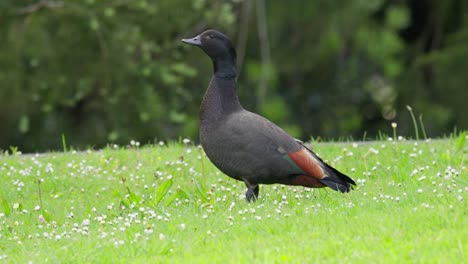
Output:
(319, 163), (356, 192)
(300, 143), (356, 193)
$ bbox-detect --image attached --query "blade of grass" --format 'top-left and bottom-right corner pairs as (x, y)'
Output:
(456, 131), (466, 151)
(406, 105), (419, 140)
(419, 114), (427, 140)
(154, 178), (173, 206)
(0, 197), (11, 216)
(62, 134), (67, 153)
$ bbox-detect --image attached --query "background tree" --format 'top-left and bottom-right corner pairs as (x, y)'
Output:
(0, 0), (466, 152)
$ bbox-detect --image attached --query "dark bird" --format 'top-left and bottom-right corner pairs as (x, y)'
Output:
(182, 30), (356, 202)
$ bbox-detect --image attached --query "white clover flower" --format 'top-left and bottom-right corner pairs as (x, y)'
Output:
(82, 219), (90, 226)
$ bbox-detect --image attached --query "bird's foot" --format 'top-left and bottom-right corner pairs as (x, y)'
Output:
(245, 185), (259, 202)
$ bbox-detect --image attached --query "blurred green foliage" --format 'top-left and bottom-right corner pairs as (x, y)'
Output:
(0, 0), (467, 152)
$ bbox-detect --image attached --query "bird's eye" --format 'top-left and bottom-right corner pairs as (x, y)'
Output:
(208, 35), (214, 39)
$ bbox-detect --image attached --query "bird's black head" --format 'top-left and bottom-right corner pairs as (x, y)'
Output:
(182, 30), (236, 63)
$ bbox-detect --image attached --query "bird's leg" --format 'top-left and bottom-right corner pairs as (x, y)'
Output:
(245, 186), (259, 202)
(244, 180), (259, 202)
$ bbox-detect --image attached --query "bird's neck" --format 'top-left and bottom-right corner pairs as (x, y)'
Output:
(213, 56), (237, 79)
(200, 76), (242, 126)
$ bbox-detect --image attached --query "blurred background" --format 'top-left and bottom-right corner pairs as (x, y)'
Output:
(1, 0), (467, 152)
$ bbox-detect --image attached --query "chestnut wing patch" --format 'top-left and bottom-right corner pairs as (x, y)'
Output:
(284, 148), (325, 179)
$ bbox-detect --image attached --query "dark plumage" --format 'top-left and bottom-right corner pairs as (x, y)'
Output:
(182, 30), (356, 202)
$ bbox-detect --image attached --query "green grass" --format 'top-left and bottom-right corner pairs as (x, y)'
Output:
(0, 136), (467, 263)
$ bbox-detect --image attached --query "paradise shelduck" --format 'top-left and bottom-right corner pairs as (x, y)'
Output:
(182, 30), (356, 202)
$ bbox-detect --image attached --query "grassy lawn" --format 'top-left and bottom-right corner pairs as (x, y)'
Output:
(0, 135), (466, 263)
